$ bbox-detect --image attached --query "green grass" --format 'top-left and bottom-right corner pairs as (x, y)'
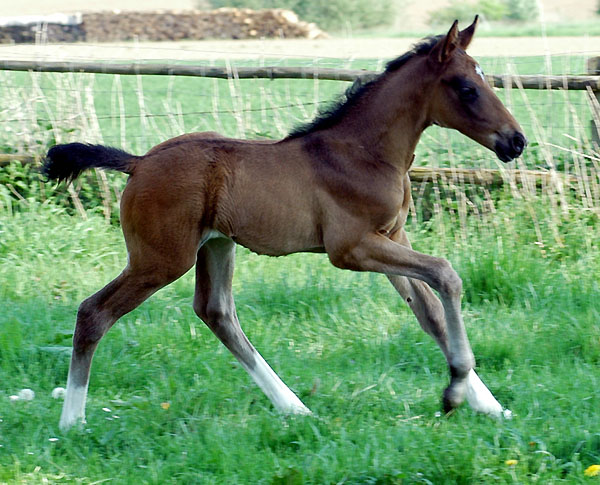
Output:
(1, 193), (599, 483)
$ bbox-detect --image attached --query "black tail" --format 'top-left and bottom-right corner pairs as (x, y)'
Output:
(42, 143), (138, 183)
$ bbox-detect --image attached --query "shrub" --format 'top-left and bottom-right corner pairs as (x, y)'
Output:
(479, 0), (509, 20)
(504, 0), (539, 21)
(203, 0), (395, 31)
(428, 0), (538, 25)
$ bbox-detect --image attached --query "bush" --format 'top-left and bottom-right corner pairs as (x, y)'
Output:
(203, 0), (395, 31)
(479, 0), (509, 20)
(429, 0), (538, 25)
(0, 121), (125, 221)
(504, 0), (539, 20)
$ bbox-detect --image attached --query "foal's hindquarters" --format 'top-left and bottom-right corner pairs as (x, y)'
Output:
(59, 141), (315, 429)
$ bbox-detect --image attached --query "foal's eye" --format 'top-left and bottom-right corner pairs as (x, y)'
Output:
(458, 86), (478, 102)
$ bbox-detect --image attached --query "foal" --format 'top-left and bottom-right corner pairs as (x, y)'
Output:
(44, 17), (526, 430)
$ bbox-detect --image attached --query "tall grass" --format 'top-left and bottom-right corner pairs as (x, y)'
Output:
(0, 52), (599, 482)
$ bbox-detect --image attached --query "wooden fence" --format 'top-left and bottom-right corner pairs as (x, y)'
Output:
(1, 59), (600, 89)
(1, 57), (599, 187)
(0, 154), (578, 188)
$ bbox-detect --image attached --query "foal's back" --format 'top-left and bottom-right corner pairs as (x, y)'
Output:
(122, 132), (325, 258)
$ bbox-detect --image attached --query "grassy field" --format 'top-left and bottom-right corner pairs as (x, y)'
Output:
(1, 49), (600, 483)
(1, 195), (599, 483)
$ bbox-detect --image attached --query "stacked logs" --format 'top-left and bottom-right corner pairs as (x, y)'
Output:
(0, 23), (84, 44)
(0, 9), (325, 44)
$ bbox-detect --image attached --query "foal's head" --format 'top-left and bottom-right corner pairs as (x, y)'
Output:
(423, 17), (527, 162)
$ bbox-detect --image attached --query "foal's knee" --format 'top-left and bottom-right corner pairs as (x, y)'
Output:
(434, 259), (462, 298)
(192, 299), (209, 324)
(193, 298), (230, 329)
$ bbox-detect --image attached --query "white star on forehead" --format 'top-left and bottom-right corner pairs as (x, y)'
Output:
(475, 64), (486, 82)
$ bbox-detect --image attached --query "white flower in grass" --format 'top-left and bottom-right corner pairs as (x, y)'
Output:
(18, 389), (35, 401)
(51, 387), (66, 399)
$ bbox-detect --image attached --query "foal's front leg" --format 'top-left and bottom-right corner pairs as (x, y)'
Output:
(385, 231), (506, 416)
(388, 274), (506, 416)
(330, 231), (505, 416)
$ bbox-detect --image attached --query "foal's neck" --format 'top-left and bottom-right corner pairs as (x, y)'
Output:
(338, 59), (434, 173)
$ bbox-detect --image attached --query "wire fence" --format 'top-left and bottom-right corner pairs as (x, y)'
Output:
(0, 45), (599, 180)
(0, 43), (598, 225)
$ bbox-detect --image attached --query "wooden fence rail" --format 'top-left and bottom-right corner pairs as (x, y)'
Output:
(0, 154), (578, 188)
(1, 59), (600, 91)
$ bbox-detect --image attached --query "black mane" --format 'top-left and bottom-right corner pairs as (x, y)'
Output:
(285, 35), (442, 140)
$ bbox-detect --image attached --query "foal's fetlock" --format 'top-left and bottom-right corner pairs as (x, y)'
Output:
(442, 365), (470, 413)
(442, 382), (467, 413)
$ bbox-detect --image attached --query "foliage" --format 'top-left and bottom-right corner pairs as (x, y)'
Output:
(0, 157), (126, 223)
(428, 0), (539, 25)
(359, 20), (600, 37)
(503, 0), (539, 21)
(203, 0), (396, 31)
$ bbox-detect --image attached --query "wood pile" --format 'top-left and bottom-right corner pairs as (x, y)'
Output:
(0, 23), (84, 44)
(0, 9), (325, 44)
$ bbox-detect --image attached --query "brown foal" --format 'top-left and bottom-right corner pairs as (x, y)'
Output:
(43, 17), (526, 430)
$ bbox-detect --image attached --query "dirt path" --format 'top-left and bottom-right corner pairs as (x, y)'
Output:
(1, 36), (599, 63)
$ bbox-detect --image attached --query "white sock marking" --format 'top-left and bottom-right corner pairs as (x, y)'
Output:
(466, 369), (511, 418)
(241, 353), (311, 415)
(59, 373), (88, 430)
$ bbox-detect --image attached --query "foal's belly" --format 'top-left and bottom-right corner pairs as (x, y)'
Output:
(226, 218), (325, 257)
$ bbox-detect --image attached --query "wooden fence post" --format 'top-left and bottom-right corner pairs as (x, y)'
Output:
(589, 56), (600, 145)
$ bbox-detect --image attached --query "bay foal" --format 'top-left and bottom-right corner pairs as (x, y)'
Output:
(44, 17), (526, 430)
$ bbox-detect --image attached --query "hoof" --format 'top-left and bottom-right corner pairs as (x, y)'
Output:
(59, 415), (85, 431)
(466, 369), (510, 418)
(284, 403), (312, 416)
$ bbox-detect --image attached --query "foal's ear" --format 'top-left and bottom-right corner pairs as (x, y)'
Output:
(458, 15), (479, 50)
(430, 20), (459, 64)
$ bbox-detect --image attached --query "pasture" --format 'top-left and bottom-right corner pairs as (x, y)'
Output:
(1, 40), (599, 483)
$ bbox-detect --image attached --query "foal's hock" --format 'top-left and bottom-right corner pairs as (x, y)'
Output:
(44, 17), (526, 430)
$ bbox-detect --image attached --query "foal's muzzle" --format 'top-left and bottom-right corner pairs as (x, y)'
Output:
(494, 131), (527, 163)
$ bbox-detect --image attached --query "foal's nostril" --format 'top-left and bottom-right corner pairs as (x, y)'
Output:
(511, 132), (526, 154)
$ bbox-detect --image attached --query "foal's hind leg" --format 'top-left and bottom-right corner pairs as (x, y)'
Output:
(193, 237), (310, 415)
(387, 230), (506, 417)
(60, 259), (193, 430)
